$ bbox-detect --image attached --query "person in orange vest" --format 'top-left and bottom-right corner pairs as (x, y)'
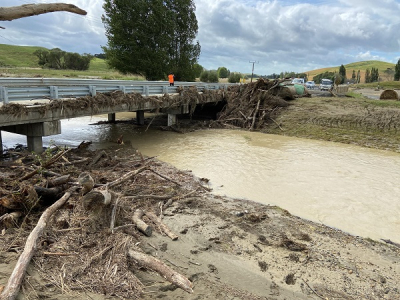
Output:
(168, 73), (175, 86)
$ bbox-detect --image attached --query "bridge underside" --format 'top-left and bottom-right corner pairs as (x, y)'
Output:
(0, 100), (226, 153)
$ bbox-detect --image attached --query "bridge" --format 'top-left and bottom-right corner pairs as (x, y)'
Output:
(0, 78), (231, 153)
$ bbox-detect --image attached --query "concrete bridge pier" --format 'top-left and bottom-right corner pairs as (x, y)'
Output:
(136, 110), (145, 125)
(0, 120), (61, 153)
(166, 105), (190, 126)
(108, 113), (116, 122)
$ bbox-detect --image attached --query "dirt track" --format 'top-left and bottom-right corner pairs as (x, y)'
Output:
(1, 86), (400, 300)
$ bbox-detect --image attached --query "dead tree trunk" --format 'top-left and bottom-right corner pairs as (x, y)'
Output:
(127, 248), (193, 293)
(0, 4), (86, 21)
(0, 186), (78, 300)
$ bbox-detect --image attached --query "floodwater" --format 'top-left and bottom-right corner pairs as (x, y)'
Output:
(2, 113), (400, 243)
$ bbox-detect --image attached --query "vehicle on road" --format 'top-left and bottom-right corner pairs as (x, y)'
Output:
(291, 78), (305, 85)
(306, 81), (316, 89)
(320, 79), (333, 91)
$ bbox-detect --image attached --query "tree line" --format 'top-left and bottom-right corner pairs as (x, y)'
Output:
(34, 48), (93, 70)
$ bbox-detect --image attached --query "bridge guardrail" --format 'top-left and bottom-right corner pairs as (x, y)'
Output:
(0, 78), (234, 103)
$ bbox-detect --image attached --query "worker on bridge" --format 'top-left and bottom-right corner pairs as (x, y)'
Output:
(168, 73), (175, 86)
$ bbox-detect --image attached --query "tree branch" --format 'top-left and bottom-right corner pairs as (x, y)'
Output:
(0, 3), (87, 21)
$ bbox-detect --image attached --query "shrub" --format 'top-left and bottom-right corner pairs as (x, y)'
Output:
(228, 73), (242, 83)
(208, 71), (219, 83)
(200, 71), (209, 82)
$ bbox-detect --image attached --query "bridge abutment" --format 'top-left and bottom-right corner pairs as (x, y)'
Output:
(1, 120), (61, 153)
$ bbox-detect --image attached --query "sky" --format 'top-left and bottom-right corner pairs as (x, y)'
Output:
(1, 0), (400, 75)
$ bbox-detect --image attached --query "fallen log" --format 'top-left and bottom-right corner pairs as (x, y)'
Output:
(45, 175), (71, 187)
(34, 186), (65, 203)
(127, 248), (193, 293)
(82, 189), (112, 211)
(0, 186), (78, 300)
(145, 211), (178, 241)
(132, 209), (152, 237)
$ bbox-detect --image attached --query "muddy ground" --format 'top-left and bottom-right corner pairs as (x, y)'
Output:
(1, 85), (400, 300)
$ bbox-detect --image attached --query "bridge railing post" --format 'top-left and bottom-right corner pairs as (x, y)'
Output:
(119, 86), (126, 94)
(143, 85), (149, 96)
(89, 85), (97, 96)
(50, 86), (59, 99)
(1, 87), (9, 104)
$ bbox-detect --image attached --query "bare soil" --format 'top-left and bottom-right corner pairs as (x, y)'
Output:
(1, 84), (400, 300)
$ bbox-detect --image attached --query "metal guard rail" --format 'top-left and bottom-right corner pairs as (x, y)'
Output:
(0, 79), (233, 103)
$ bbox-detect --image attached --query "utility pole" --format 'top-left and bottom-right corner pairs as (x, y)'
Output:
(249, 61), (259, 83)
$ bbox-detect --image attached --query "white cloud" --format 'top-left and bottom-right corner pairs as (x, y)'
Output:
(1, 0), (399, 75)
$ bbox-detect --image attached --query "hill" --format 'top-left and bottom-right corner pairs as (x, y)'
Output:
(306, 60), (395, 82)
(0, 44), (109, 72)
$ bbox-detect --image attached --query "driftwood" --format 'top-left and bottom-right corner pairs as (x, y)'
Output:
(127, 248), (193, 293)
(0, 4), (87, 22)
(132, 209), (152, 237)
(46, 175), (70, 187)
(145, 211), (178, 241)
(87, 150), (107, 169)
(78, 172), (94, 195)
(34, 186), (65, 203)
(0, 186), (78, 300)
(0, 212), (22, 228)
(107, 166), (149, 188)
(20, 149), (71, 181)
(82, 190), (112, 211)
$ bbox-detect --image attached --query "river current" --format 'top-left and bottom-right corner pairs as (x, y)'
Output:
(2, 113), (399, 243)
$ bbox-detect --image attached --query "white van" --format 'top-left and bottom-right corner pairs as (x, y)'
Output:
(291, 78), (305, 85)
(320, 79), (333, 91)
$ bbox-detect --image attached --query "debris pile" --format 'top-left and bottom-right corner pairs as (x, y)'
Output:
(213, 78), (309, 130)
(0, 146), (207, 299)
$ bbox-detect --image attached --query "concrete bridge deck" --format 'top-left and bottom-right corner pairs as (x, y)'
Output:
(0, 79), (230, 153)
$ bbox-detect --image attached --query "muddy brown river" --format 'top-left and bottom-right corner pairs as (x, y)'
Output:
(2, 114), (400, 243)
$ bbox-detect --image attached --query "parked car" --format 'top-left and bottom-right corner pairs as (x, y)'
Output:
(320, 79), (333, 91)
(305, 81), (316, 89)
(291, 78), (305, 85)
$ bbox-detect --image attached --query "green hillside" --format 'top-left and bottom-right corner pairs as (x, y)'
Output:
(0, 43), (109, 71)
(306, 60), (395, 82)
(0, 44), (145, 80)
(0, 44), (45, 67)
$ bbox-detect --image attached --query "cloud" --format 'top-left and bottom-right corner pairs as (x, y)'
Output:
(1, 0), (399, 75)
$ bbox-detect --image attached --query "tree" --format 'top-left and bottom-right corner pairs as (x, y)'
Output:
(102, 0), (200, 81)
(356, 70), (361, 83)
(228, 73), (242, 83)
(394, 59), (400, 81)
(193, 63), (204, 78)
(352, 70), (356, 80)
(365, 69), (371, 83)
(166, 0), (201, 81)
(339, 64), (346, 84)
(383, 68), (395, 81)
(217, 67), (230, 78)
(33, 48), (93, 70)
